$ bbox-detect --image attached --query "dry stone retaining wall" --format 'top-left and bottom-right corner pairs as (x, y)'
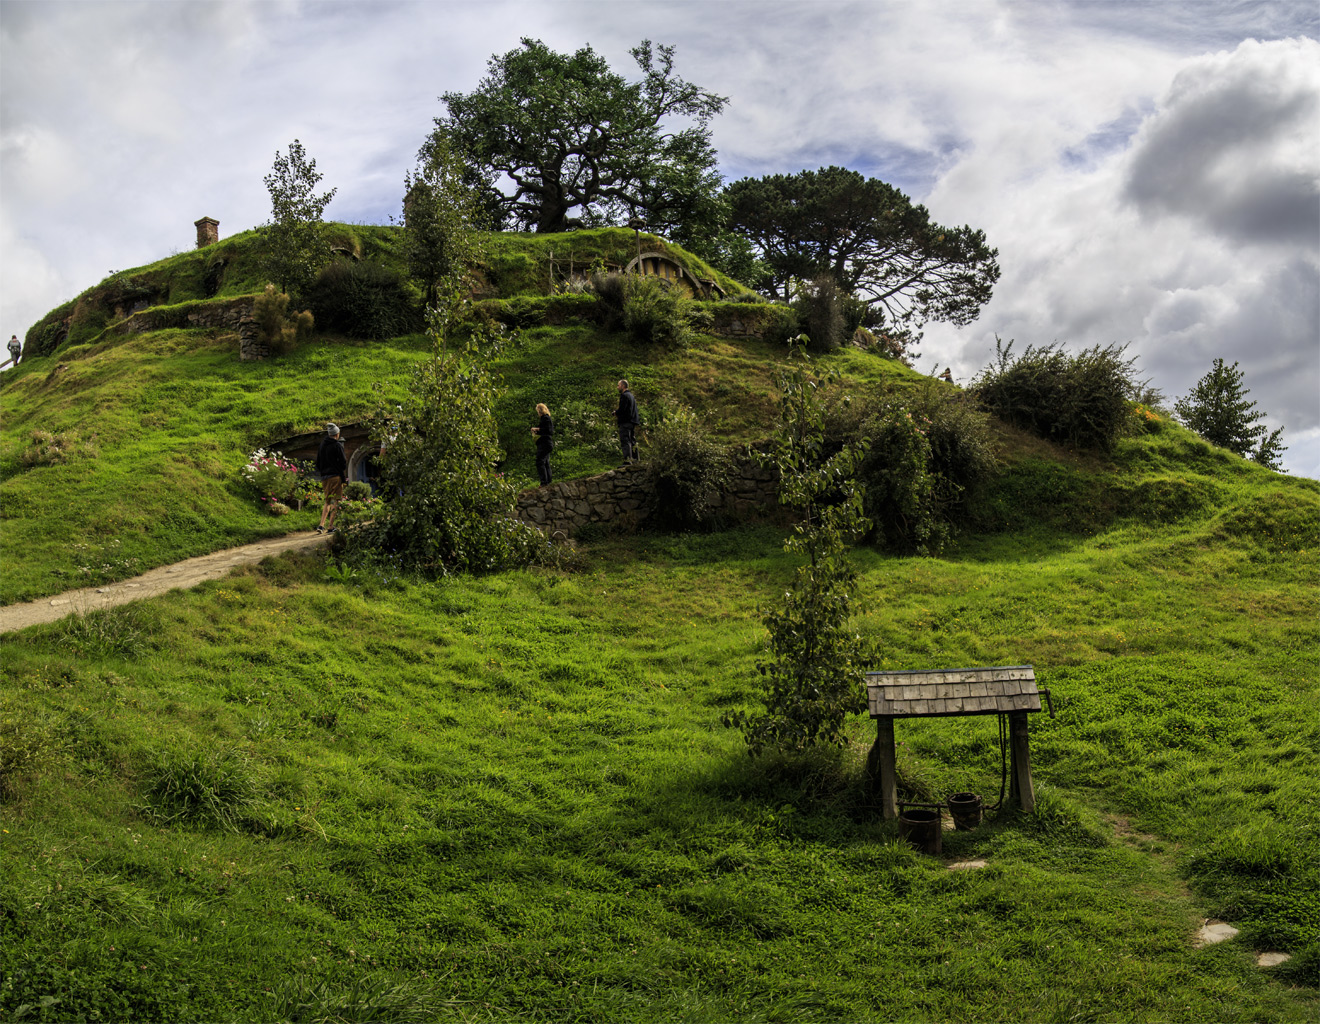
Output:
(116, 298), (264, 359)
(515, 445), (781, 537)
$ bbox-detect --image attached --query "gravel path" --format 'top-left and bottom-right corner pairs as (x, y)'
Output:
(0, 532), (329, 634)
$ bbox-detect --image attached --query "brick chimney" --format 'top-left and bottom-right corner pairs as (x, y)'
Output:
(194, 217), (219, 248)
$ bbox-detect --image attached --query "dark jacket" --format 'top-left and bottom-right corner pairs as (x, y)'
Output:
(316, 436), (347, 481)
(535, 414), (554, 453)
(616, 389), (639, 426)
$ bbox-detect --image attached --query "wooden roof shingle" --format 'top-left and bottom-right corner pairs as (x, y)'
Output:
(866, 665), (1040, 718)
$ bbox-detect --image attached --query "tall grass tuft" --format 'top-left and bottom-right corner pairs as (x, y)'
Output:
(57, 604), (157, 659)
(266, 973), (456, 1023)
(139, 748), (257, 831)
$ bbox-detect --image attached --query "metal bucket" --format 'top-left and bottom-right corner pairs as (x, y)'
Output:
(947, 791), (983, 831)
(898, 807), (942, 854)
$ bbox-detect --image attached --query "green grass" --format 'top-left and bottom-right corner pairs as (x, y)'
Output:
(0, 498), (1316, 1020)
(1, 230), (1317, 1020)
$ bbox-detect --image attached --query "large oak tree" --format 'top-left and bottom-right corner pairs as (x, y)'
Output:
(726, 166), (1000, 340)
(431, 38), (726, 234)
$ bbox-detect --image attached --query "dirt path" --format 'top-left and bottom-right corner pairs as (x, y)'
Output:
(0, 532), (329, 635)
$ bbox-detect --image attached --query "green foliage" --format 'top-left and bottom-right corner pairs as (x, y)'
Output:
(590, 272), (712, 347)
(1175, 358), (1287, 470)
(644, 407), (735, 530)
(793, 275), (847, 351)
(825, 384), (998, 553)
(726, 166), (1000, 352)
(260, 139), (337, 296)
(402, 137), (486, 305)
(252, 284), (314, 355)
(342, 293), (542, 576)
(620, 275), (712, 347)
(435, 38), (726, 234)
(727, 340), (872, 754)
(139, 747), (257, 830)
(973, 337), (1141, 452)
(306, 260), (420, 340)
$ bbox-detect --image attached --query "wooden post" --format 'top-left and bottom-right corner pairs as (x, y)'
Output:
(1008, 710), (1035, 812)
(868, 716), (898, 819)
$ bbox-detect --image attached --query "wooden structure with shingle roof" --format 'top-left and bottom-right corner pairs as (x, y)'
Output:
(865, 665), (1045, 819)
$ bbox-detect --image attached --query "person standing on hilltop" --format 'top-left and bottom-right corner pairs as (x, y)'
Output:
(6, 335), (20, 365)
(615, 379), (640, 465)
(315, 423), (347, 534)
(531, 402), (554, 486)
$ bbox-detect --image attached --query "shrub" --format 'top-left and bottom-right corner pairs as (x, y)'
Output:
(793, 276), (847, 351)
(645, 408), (736, 530)
(847, 400), (946, 554)
(825, 384), (997, 553)
(343, 296), (541, 577)
(591, 272), (712, 347)
(307, 259), (422, 340)
(139, 747), (258, 831)
(18, 429), (98, 467)
(241, 447), (303, 502)
(972, 337), (1140, 452)
(725, 340), (872, 755)
(344, 480), (372, 502)
(253, 284), (314, 355)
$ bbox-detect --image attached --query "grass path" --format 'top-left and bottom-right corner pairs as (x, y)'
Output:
(0, 530), (328, 633)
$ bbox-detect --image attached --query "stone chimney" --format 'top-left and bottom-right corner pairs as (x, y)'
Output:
(194, 217), (219, 248)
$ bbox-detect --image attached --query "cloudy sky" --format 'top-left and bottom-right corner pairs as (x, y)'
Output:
(3, 0), (1317, 474)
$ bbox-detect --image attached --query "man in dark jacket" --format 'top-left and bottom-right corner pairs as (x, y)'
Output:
(315, 423), (348, 533)
(615, 380), (640, 465)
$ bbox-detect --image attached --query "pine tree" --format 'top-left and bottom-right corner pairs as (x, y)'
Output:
(1174, 359), (1286, 471)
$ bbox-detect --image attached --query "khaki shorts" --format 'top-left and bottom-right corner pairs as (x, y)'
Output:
(323, 476), (345, 500)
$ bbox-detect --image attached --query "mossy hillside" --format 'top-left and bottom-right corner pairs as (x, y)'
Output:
(1, 306), (924, 604)
(3, 225), (1318, 1018)
(23, 225), (746, 360)
(0, 503), (1315, 1020)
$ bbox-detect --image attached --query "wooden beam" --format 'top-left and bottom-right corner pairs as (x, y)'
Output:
(867, 716), (898, 819)
(1008, 710), (1035, 812)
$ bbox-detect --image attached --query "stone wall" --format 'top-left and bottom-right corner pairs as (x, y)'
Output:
(116, 297), (263, 359)
(514, 445), (781, 537)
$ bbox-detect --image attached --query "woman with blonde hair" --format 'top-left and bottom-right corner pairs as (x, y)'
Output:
(531, 402), (554, 486)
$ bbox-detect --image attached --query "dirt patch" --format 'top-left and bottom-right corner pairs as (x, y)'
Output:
(0, 532), (329, 634)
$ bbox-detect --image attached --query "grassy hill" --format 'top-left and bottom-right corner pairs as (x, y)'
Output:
(0, 228), (1317, 1021)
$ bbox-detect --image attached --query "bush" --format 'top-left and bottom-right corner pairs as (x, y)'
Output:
(307, 259), (422, 340)
(793, 276), (847, 351)
(253, 284), (314, 355)
(645, 408), (736, 530)
(344, 480), (372, 502)
(824, 384), (997, 553)
(241, 448), (304, 502)
(972, 338), (1140, 452)
(342, 300), (542, 577)
(591, 272), (712, 347)
(851, 401), (947, 554)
